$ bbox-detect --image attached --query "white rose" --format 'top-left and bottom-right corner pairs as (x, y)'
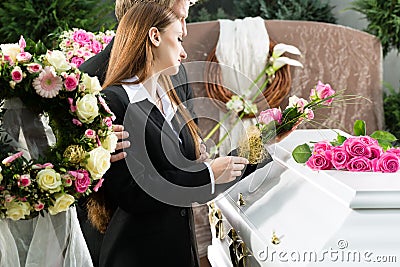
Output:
(46, 50), (71, 72)
(6, 201), (31, 221)
(76, 94), (99, 123)
(82, 73), (102, 95)
(37, 169), (62, 193)
(0, 43), (20, 63)
(48, 193), (75, 215)
(85, 147), (111, 180)
(101, 133), (118, 153)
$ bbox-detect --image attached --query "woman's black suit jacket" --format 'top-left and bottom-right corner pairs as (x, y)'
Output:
(97, 85), (236, 267)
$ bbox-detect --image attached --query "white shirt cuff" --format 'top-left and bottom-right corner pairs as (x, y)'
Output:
(204, 161), (215, 194)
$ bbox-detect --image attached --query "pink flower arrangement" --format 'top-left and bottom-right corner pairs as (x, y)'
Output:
(257, 81), (338, 143)
(294, 121), (400, 173)
(58, 28), (115, 68)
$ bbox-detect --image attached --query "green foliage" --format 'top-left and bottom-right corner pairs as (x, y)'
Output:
(383, 84), (400, 145)
(349, 0), (400, 57)
(292, 143), (312, 163)
(188, 0), (229, 23)
(233, 0), (337, 23)
(0, 0), (116, 49)
(353, 120), (366, 136)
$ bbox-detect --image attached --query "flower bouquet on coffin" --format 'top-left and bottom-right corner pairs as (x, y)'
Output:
(292, 120), (400, 173)
(230, 81), (340, 178)
(0, 35), (117, 266)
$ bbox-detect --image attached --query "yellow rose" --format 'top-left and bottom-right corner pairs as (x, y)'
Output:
(0, 43), (20, 63)
(6, 201), (31, 221)
(101, 133), (118, 153)
(48, 193), (75, 215)
(76, 94), (99, 123)
(45, 50), (71, 72)
(82, 73), (102, 95)
(85, 147), (111, 180)
(37, 169), (62, 193)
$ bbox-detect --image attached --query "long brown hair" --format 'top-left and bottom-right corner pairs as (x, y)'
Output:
(90, 2), (200, 233)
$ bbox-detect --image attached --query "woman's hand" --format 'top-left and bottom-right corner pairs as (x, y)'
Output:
(209, 156), (249, 184)
(110, 125), (131, 162)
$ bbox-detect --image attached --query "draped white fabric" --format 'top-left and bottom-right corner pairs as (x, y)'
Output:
(0, 207), (93, 267)
(215, 17), (270, 155)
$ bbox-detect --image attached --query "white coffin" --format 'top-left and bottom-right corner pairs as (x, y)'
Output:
(208, 129), (400, 267)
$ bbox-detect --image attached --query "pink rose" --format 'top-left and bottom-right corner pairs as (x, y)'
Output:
(16, 51), (32, 62)
(70, 56), (85, 68)
(386, 148), (400, 158)
(11, 66), (23, 83)
(18, 174), (31, 187)
(358, 136), (379, 146)
(69, 170), (91, 193)
(64, 74), (78, 91)
(346, 156), (371, 172)
(34, 201), (44, 211)
(72, 29), (92, 46)
(369, 145), (383, 159)
(306, 153), (332, 170)
(91, 40), (103, 54)
(313, 141), (333, 155)
(26, 63), (42, 73)
(343, 137), (372, 158)
(327, 146), (350, 170)
(372, 152), (400, 173)
(85, 129), (96, 139)
(310, 81), (335, 105)
(258, 108), (282, 125)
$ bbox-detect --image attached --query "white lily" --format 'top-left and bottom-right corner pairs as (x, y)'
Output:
(272, 43), (302, 58)
(272, 57), (303, 71)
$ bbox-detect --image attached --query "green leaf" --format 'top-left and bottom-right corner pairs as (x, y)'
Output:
(377, 140), (393, 151)
(353, 120), (366, 136)
(370, 130), (398, 142)
(292, 143), (312, 163)
(331, 134), (347, 146)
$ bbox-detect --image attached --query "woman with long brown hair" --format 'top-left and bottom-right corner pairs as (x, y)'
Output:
(87, 2), (248, 266)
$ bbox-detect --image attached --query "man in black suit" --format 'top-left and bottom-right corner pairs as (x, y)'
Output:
(78, 1), (204, 266)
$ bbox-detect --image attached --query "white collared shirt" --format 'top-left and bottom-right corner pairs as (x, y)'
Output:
(122, 77), (215, 194)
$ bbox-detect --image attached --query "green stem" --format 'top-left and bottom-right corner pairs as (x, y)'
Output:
(203, 111), (232, 142)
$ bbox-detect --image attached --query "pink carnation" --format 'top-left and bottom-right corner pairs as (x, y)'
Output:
(85, 129), (96, 139)
(306, 153), (332, 170)
(34, 201), (45, 211)
(258, 108), (282, 125)
(346, 156), (371, 172)
(64, 74), (78, 91)
(18, 174), (31, 187)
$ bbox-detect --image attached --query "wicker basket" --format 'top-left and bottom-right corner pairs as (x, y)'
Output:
(204, 39), (292, 118)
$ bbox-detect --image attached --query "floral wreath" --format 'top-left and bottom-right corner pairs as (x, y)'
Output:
(0, 36), (116, 220)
